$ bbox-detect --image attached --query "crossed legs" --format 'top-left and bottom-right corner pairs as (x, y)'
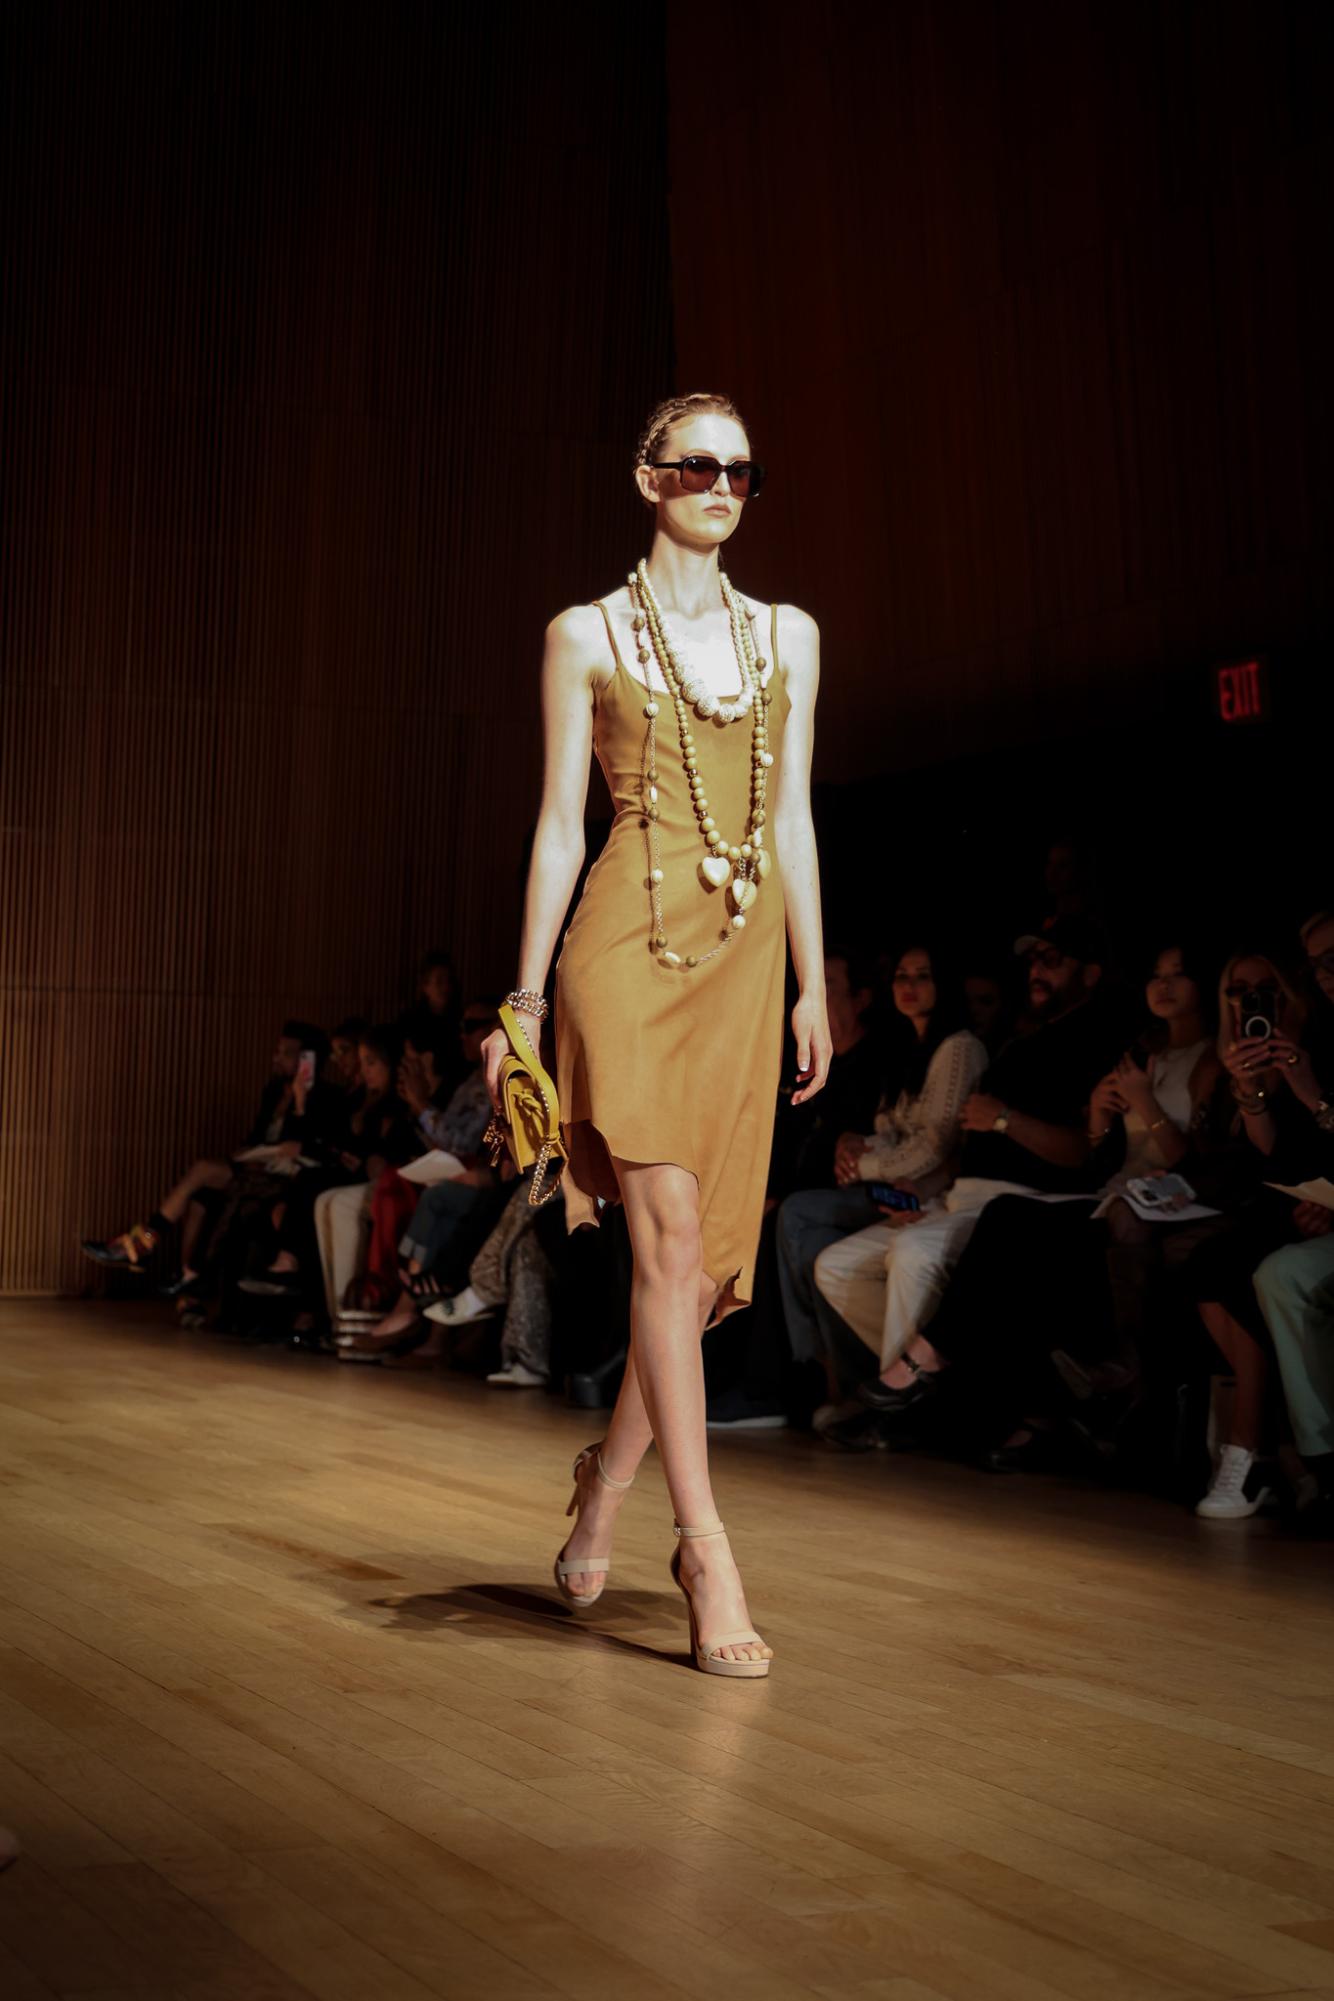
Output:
(557, 1157), (771, 1665)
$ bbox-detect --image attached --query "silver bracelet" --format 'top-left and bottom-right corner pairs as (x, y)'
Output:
(506, 987), (549, 1021)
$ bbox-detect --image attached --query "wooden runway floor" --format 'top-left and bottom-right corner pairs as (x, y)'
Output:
(0, 1300), (1331, 2001)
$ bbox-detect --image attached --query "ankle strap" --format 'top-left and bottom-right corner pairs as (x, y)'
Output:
(592, 1445), (634, 1491)
(673, 1519), (726, 1539)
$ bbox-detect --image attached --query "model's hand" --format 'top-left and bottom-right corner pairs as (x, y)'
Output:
(790, 994), (831, 1106)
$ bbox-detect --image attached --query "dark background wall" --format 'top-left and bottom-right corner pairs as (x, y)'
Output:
(4, 0), (1332, 1291)
(1, 2), (672, 1291)
(667, 0), (1333, 773)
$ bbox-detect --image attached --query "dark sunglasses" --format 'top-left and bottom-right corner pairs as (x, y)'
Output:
(651, 455), (765, 499)
(1028, 946), (1069, 971)
(1307, 949), (1334, 976)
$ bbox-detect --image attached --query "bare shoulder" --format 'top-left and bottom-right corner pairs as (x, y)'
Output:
(545, 602), (609, 655)
(736, 593), (818, 655)
(770, 601), (819, 698)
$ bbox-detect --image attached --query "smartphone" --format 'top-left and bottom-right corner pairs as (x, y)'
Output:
(1237, 985), (1280, 1042)
(868, 1181), (920, 1212)
(1126, 1172), (1196, 1209)
(297, 1048), (318, 1092)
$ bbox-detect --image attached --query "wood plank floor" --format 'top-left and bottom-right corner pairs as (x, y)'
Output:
(0, 1299), (1331, 2001)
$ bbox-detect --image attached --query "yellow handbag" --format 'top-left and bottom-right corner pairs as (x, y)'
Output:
(481, 1002), (567, 1207)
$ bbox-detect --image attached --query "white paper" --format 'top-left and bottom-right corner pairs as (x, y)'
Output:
(1266, 1176), (1334, 1211)
(399, 1149), (465, 1186)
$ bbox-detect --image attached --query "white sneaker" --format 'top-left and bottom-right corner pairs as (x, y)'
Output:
(424, 1287), (496, 1328)
(1195, 1444), (1273, 1519)
(486, 1362), (548, 1388)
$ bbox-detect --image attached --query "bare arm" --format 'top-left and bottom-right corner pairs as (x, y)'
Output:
(514, 607), (603, 994)
(768, 604), (831, 1104)
(483, 609), (600, 1106)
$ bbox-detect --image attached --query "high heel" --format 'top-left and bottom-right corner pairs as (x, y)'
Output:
(669, 1520), (772, 1678)
(553, 1440), (634, 1609)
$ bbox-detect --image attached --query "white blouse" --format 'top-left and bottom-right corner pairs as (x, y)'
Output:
(856, 1029), (990, 1186)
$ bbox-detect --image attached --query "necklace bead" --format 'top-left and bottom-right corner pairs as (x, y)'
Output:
(630, 560), (772, 972)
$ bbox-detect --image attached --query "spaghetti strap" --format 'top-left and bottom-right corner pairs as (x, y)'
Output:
(592, 599), (626, 674)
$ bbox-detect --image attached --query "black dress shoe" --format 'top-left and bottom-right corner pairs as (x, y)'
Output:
(857, 1355), (947, 1413)
(822, 1410), (888, 1452)
(984, 1426), (1063, 1475)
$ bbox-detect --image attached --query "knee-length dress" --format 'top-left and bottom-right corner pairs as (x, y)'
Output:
(554, 597), (791, 1322)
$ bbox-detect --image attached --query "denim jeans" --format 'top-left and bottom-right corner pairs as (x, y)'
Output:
(775, 1183), (881, 1385)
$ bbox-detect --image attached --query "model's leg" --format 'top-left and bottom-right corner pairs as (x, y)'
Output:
(601, 1158), (769, 1664)
(556, 1223), (715, 1601)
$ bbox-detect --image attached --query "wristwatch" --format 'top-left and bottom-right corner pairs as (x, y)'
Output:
(992, 1106), (1011, 1134)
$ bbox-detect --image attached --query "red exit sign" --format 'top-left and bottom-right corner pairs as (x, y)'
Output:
(1215, 657), (1269, 724)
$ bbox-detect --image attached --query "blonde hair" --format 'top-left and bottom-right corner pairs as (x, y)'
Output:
(635, 392), (749, 471)
(1215, 948), (1308, 1062)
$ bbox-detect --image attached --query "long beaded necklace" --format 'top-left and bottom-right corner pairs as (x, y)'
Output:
(628, 559), (775, 971)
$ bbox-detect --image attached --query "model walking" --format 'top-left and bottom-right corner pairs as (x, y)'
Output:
(484, 392), (830, 1675)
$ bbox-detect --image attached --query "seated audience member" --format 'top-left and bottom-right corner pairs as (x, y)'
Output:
(328, 1017), (370, 1093)
(1178, 946), (1327, 1516)
(774, 944), (987, 1434)
(310, 1027), (419, 1325)
(81, 1020), (333, 1287)
(397, 949), (465, 1098)
(706, 945), (885, 1428)
(338, 1000), (505, 1354)
(877, 940), (1234, 1469)
(1247, 908), (1334, 1527)
(818, 918), (1120, 1448)
(409, 1166), (566, 1385)
(962, 961), (1011, 1051)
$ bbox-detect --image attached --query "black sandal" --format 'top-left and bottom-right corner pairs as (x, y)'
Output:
(857, 1351), (948, 1412)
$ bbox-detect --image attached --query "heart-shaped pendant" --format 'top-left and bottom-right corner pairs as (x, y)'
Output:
(730, 877), (758, 912)
(699, 854), (731, 890)
(755, 848), (772, 879)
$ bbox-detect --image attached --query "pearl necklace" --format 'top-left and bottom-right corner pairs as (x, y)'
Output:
(629, 560), (775, 971)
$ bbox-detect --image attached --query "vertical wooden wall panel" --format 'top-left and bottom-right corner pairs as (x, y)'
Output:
(665, 0), (1334, 775)
(1, 2), (673, 1291)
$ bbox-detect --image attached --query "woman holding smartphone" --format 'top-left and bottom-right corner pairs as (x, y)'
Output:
(1184, 948), (1315, 1516)
(481, 392), (830, 1678)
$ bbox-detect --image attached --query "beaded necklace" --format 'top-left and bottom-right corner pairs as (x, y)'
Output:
(628, 560), (775, 971)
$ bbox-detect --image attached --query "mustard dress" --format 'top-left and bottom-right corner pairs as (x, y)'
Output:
(554, 597), (791, 1323)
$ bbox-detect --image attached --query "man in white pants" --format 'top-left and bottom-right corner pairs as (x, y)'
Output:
(815, 918), (1119, 1406)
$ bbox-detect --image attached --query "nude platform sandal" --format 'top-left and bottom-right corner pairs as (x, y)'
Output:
(669, 1520), (772, 1678)
(553, 1440), (634, 1609)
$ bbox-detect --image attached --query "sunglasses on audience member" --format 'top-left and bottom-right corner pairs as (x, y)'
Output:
(460, 1015), (495, 1032)
(1027, 946), (1071, 971)
(1307, 949), (1334, 977)
(650, 455), (766, 499)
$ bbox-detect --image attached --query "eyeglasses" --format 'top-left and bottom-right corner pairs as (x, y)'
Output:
(1027, 947), (1069, 971)
(1308, 950), (1334, 976)
(650, 456), (766, 499)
